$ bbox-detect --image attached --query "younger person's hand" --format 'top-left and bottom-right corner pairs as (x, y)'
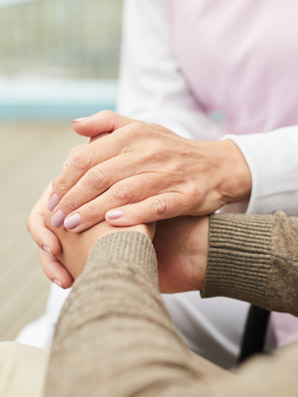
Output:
(48, 111), (251, 232)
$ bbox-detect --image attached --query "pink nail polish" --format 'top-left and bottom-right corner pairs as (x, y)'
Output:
(51, 210), (65, 228)
(64, 213), (81, 230)
(42, 245), (52, 256)
(52, 278), (62, 288)
(72, 116), (90, 123)
(106, 209), (123, 220)
(48, 193), (60, 212)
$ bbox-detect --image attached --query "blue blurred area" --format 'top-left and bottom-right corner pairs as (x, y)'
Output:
(0, 78), (117, 120)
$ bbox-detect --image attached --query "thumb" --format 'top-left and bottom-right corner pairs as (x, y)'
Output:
(72, 110), (134, 138)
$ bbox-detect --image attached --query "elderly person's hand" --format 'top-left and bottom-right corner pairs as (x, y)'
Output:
(27, 184), (73, 289)
(48, 111), (251, 232)
(154, 215), (209, 293)
(28, 183), (208, 291)
(44, 215), (155, 281)
(27, 144), (87, 288)
(43, 210), (208, 294)
(27, 183), (154, 286)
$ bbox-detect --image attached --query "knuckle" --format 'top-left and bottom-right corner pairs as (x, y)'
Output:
(84, 203), (100, 222)
(187, 184), (200, 204)
(99, 109), (114, 119)
(52, 174), (69, 194)
(132, 121), (144, 129)
(112, 183), (133, 204)
(71, 148), (92, 173)
(129, 120), (142, 131)
(59, 192), (80, 213)
(148, 122), (161, 133)
(152, 197), (167, 217)
(68, 144), (85, 158)
(131, 121), (146, 135)
(183, 184), (203, 213)
(86, 167), (108, 191)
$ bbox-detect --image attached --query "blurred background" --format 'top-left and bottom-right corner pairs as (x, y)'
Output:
(0, 0), (122, 340)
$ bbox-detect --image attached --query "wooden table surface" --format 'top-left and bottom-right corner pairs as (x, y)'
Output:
(0, 121), (85, 341)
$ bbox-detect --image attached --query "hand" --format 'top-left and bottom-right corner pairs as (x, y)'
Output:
(51, 213), (209, 293)
(27, 144), (87, 288)
(44, 209), (208, 293)
(44, 214), (155, 280)
(27, 184), (74, 289)
(154, 216), (209, 293)
(48, 110), (251, 231)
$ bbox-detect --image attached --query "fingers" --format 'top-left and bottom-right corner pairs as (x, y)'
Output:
(62, 174), (165, 232)
(40, 250), (73, 289)
(27, 185), (62, 256)
(64, 143), (86, 167)
(49, 135), (118, 213)
(51, 153), (143, 229)
(105, 193), (185, 226)
(72, 110), (134, 138)
(28, 212), (62, 256)
(49, 120), (145, 221)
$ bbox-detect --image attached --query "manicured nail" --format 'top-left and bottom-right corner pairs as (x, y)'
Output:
(72, 116), (90, 123)
(51, 210), (65, 228)
(106, 209), (123, 220)
(42, 245), (52, 256)
(52, 278), (62, 288)
(64, 213), (81, 230)
(48, 193), (60, 212)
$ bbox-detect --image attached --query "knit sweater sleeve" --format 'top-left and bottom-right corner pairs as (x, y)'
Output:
(202, 211), (298, 317)
(45, 218), (298, 396)
(44, 231), (228, 396)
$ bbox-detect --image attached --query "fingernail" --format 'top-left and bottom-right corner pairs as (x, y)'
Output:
(63, 159), (69, 168)
(52, 278), (62, 288)
(64, 213), (81, 230)
(106, 209), (123, 220)
(51, 210), (65, 228)
(48, 193), (60, 212)
(72, 116), (90, 123)
(42, 245), (52, 256)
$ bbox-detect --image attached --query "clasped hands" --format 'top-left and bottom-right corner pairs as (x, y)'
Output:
(28, 111), (251, 293)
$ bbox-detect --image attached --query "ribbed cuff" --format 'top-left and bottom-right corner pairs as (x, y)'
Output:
(202, 214), (274, 307)
(86, 231), (158, 286)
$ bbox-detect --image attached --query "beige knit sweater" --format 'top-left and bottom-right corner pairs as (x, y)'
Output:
(45, 212), (298, 396)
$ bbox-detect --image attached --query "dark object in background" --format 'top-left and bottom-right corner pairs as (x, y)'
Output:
(238, 305), (271, 363)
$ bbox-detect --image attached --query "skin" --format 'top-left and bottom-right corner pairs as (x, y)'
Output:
(44, 213), (154, 280)
(154, 216), (209, 292)
(28, 110), (251, 285)
(43, 209), (209, 293)
(47, 111), (251, 231)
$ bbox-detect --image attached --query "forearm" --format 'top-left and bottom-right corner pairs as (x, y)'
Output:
(202, 212), (298, 316)
(44, 217), (298, 396)
(45, 231), (218, 396)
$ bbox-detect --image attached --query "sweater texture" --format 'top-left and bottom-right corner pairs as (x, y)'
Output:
(45, 212), (298, 396)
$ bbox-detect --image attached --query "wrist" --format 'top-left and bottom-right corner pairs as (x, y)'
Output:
(218, 139), (252, 205)
(154, 216), (208, 292)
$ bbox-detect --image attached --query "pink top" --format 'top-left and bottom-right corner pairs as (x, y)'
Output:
(164, 0), (298, 135)
(164, 0), (298, 348)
